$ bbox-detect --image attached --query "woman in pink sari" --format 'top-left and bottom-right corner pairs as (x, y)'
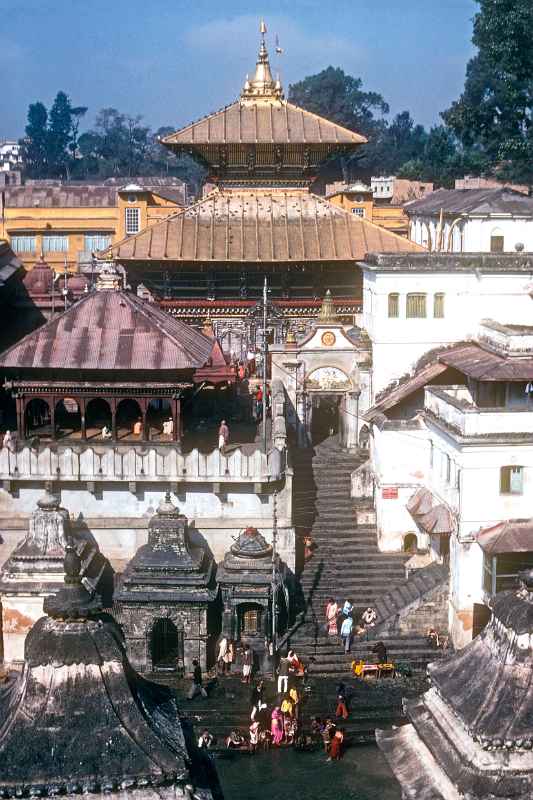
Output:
(271, 706), (283, 746)
(325, 597), (338, 636)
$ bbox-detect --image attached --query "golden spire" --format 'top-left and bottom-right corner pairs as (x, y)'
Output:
(317, 290), (339, 323)
(241, 20), (283, 101)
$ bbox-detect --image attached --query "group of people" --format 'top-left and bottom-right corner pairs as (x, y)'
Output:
(325, 598), (378, 653)
(216, 637), (255, 683)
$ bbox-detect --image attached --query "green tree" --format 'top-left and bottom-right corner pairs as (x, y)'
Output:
(442, 0), (533, 181)
(22, 102), (49, 177)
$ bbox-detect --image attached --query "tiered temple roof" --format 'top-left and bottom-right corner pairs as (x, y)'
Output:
(108, 189), (423, 263)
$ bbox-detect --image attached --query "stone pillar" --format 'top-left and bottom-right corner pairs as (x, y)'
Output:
(79, 398), (87, 440)
(111, 398), (117, 440)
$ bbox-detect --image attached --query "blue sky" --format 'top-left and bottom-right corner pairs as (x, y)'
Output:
(0, 0), (477, 139)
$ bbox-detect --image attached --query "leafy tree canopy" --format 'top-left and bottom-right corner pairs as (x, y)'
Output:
(442, 0), (533, 182)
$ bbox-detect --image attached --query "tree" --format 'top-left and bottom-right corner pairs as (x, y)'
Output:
(22, 102), (49, 177)
(442, 0), (533, 181)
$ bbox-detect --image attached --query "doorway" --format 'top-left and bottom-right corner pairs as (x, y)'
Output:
(311, 395), (340, 445)
(151, 618), (184, 671)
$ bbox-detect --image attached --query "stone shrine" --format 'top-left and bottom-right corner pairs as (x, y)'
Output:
(0, 489), (111, 661)
(377, 568), (533, 799)
(0, 545), (219, 799)
(115, 493), (217, 674)
(217, 525), (286, 666)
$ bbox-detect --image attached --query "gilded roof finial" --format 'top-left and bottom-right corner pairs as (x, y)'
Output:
(317, 289), (339, 323)
(241, 20), (283, 101)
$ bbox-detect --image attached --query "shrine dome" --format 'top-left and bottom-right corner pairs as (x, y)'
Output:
(22, 256), (54, 295)
(230, 526), (272, 559)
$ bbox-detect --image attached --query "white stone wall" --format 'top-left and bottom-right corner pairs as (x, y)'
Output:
(363, 267), (533, 394)
(409, 214), (533, 253)
(371, 425), (431, 551)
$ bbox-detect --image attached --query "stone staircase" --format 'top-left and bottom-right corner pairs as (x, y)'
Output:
(287, 437), (449, 676)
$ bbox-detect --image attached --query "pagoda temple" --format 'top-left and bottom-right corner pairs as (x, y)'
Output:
(106, 24), (423, 346)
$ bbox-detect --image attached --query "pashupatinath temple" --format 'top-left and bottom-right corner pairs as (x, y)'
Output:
(105, 24), (423, 350)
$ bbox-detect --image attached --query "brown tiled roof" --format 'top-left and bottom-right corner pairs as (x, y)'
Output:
(405, 187), (533, 216)
(4, 180), (187, 209)
(476, 520), (533, 554)
(108, 190), (425, 262)
(0, 289), (215, 371)
(0, 240), (22, 286)
(162, 100), (367, 146)
(440, 344), (533, 380)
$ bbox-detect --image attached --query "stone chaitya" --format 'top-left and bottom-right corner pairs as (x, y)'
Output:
(377, 568), (533, 799)
(115, 493), (217, 674)
(217, 525), (286, 667)
(0, 489), (111, 662)
(0, 544), (219, 799)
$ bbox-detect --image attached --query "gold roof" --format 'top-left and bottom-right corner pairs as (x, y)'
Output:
(107, 188), (425, 263)
(162, 23), (366, 148)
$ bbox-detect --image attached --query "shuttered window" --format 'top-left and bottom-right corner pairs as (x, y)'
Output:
(406, 293), (427, 318)
(84, 233), (112, 252)
(433, 293), (445, 318)
(43, 235), (68, 253)
(11, 235), (36, 253)
(500, 465), (523, 495)
(388, 293), (399, 318)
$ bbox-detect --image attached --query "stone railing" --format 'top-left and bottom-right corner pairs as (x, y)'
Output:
(0, 441), (286, 489)
(425, 386), (533, 437)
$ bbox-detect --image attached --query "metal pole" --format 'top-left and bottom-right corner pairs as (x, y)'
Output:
(271, 489), (278, 650)
(262, 276), (268, 453)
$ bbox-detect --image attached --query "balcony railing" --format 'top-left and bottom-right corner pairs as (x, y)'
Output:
(0, 441), (285, 487)
(425, 385), (533, 436)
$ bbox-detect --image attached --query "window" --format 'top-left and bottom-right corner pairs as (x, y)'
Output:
(388, 293), (400, 318)
(406, 293), (427, 318)
(500, 465), (523, 495)
(242, 608), (261, 635)
(352, 207), (365, 218)
(125, 207), (140, 235)
(490, 235), (504, 253)
(10, 235), (36, 253)
(84, 233), (112, 252)
(433, 293), (445, 318)
(42, 234), (68, 253)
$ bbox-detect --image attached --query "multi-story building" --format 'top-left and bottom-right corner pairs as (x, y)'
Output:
(371, 175), (433, 204)
(0, 177), (187, 274)
(360, 256), (533, 647)
(326, 181), (409, 236)
(0, 141), (22, 173)
(406, 187), (533, 252)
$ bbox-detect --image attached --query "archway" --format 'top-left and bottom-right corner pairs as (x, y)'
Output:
(116, 398), (143, 440)
(54, 398), (81, 439)
(24, 398), (51, 437)
(85, 398), (112, 440)
(147, 398), (172, 441)
(403, 533), (418, 554)
(311, 395), (340, 445)
(151, 618), (183, 670)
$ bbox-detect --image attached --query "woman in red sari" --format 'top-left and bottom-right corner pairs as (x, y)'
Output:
(328, 728), (344, 761)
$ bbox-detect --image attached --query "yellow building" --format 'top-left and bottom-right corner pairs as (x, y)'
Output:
(0, 178), (187, 273)
(327, 181), (410, 236)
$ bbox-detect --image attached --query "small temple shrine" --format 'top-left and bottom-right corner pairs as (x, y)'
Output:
(217, 525), (287, 665)
(0, 489), (111, 662)
(115, 493), (217, 674)
(0, 546), (219, 799)
(106, 24), (422, 346)
(377, 568), (533, 799)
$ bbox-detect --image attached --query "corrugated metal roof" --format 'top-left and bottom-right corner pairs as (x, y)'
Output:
(476, 520), (533, 555)
(108, 190), (425, 262)
(3, 180), (187, 209)
(440, 345), (533, 380)
(163, 100), (367, 146)
(405, 187), (533, 217)
(0, 290), (214, 371)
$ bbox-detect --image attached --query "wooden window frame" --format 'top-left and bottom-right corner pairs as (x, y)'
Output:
(388, 293), (400, 318)
(406, 293), (427, 318)
(433, 293), (445, 318)
(500, 465), (523, 495)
